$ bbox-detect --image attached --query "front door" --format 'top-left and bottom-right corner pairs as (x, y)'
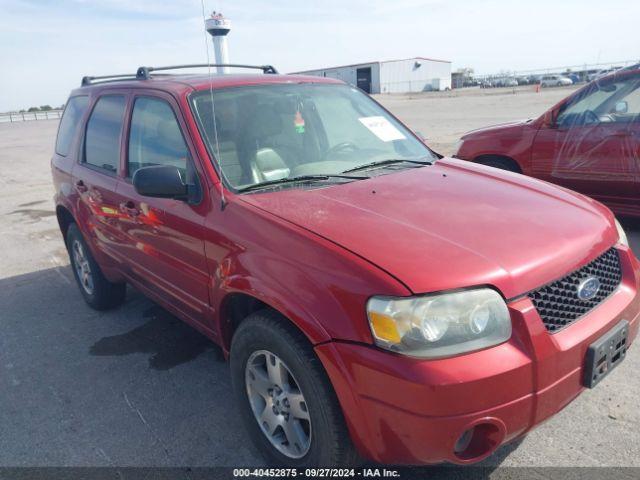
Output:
(114, 93), (211, 327)
(356, 67), (372, 93)
(531, 72), (640, 213)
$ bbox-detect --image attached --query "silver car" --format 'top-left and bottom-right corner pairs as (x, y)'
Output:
(540, 74), (573, 87)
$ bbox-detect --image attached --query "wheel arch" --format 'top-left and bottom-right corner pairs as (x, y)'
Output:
(474, 154), (523, 173)
(56, 205), (76, 245)
(217, 287), (332, 358)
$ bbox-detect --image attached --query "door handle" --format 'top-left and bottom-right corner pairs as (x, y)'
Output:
(119, 200), (140, 217)
(75, 180), (88, 193)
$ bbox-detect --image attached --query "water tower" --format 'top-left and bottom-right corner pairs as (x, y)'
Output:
(205, 12), (231, 74)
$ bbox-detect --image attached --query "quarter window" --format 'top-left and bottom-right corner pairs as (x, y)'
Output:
(55, 96), (89, 156)
(127, 97), (189, 178)
(84, 95), (126, 173)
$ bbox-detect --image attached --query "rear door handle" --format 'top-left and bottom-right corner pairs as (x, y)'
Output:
(75, 180), (88, 193)
(119, 200), (140, 217)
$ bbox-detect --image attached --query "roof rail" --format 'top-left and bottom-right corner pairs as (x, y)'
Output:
(136, 64), (279, 79)
(81, 63), (278, 87)
(81, 74), (139, 86)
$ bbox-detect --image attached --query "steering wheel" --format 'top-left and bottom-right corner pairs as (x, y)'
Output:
(322, 142), (359, 159)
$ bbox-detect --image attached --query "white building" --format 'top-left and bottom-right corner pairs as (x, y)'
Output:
(291, 57), (452, 94)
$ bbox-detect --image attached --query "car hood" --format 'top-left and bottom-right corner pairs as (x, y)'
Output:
(462, 119), (531, 138)
(239, 158), (617, 298)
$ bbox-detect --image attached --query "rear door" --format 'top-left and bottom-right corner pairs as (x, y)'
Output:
(531, 72), (640, 212)
(73, 93), (129, 265)
(113, 91), (211, 326)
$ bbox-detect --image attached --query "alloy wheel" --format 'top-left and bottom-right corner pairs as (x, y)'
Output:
(245, 350), (312, 458)
(72, 239), (94, 295)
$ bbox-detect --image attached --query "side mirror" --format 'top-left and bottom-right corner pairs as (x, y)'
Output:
(133, 165), (188, 200)
(615, 101), (628, 114)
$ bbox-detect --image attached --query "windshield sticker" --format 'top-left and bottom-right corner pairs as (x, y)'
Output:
(358, 116), (406, 142)
(294, 111), (305, 133)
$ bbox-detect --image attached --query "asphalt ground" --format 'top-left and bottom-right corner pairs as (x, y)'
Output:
(1, 86), (639, 472)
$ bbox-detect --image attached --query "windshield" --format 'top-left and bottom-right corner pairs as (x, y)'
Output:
(190, 83), (436, 191)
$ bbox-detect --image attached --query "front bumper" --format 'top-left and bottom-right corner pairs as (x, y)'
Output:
(315, 246), (640, 465)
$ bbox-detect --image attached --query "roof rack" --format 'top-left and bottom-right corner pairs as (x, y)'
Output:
(81, 74), (139, 86)
(81, 63), (278, 86)
(136, 63), (279, 79)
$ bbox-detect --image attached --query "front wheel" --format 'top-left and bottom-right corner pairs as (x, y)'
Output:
(230, 310), (359, 467)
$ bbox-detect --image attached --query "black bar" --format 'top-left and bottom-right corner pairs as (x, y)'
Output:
(81, 74), (139, 86)
(83, 63), (278, 87)
(136, 63), (279, 79)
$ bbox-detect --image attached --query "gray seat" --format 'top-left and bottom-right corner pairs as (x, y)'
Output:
(254, 148), (290, 181)
(215, 140), (244, 185)
(241, 107), (292, 183)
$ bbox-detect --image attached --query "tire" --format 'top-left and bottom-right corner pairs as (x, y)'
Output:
(66, 223), (126, 310)
(478, 157), (521, 173)
(230, 310), (359, 467)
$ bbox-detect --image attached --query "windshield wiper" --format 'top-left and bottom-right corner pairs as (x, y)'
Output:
(236, 174), (368, 193)
(342, 158), (433, 174)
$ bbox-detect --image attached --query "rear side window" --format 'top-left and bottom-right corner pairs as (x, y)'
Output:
(84, 95), (126, 173)
(127, 97), (189, 178)
(55, 96), (89, 156)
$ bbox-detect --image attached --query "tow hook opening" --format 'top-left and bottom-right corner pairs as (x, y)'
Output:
(453, 421), (504, 462)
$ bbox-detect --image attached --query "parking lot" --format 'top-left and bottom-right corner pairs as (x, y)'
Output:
(1, 86), (639, 469)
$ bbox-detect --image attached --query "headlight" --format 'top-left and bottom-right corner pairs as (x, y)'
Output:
(367, 288), (511, 359)
(615, 218), (628, 247)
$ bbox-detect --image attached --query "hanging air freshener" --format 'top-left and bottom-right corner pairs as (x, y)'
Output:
(294, 111), (305, 133)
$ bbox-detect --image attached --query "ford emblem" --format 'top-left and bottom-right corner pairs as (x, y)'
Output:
(577, 276), (601, 301)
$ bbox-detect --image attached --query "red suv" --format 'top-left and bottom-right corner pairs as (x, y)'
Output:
(52, 64), (639, 467)
(454, 68), (640, 217)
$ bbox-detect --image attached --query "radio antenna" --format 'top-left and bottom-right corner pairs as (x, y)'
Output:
(200, 0), (226, 209)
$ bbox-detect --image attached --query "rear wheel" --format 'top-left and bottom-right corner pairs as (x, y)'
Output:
(66, 223), (126, 310)
(230, 310), (359, 467)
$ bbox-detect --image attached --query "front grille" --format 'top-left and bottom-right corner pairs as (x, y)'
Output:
(528, 248), (622, 333)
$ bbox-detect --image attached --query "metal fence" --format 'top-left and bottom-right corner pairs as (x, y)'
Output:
(0, 110), (63, 123)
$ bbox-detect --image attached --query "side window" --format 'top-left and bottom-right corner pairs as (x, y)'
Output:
(84, 95), (126, 173)
(557, 76), (640, 127)
(55, 96), (89, 156)
(556, 83), (617, 127)
(127, 97), (189, 178)
(611, 77), (640, 123)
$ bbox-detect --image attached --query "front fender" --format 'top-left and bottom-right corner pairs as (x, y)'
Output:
(205, 197), (411, 352)
(218, 271), (333, 348)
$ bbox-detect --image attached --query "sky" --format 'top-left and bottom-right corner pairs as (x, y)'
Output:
(0, 0), (638, 111)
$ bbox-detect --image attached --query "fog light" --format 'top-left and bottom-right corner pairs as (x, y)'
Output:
(454, 427), (474, 454)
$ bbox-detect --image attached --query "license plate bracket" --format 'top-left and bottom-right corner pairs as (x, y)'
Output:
(584, 320), (629, 388)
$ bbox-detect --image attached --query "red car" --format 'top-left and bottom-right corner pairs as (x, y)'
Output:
(52, 64), (639, 466)
(455, 68), (640, 217)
